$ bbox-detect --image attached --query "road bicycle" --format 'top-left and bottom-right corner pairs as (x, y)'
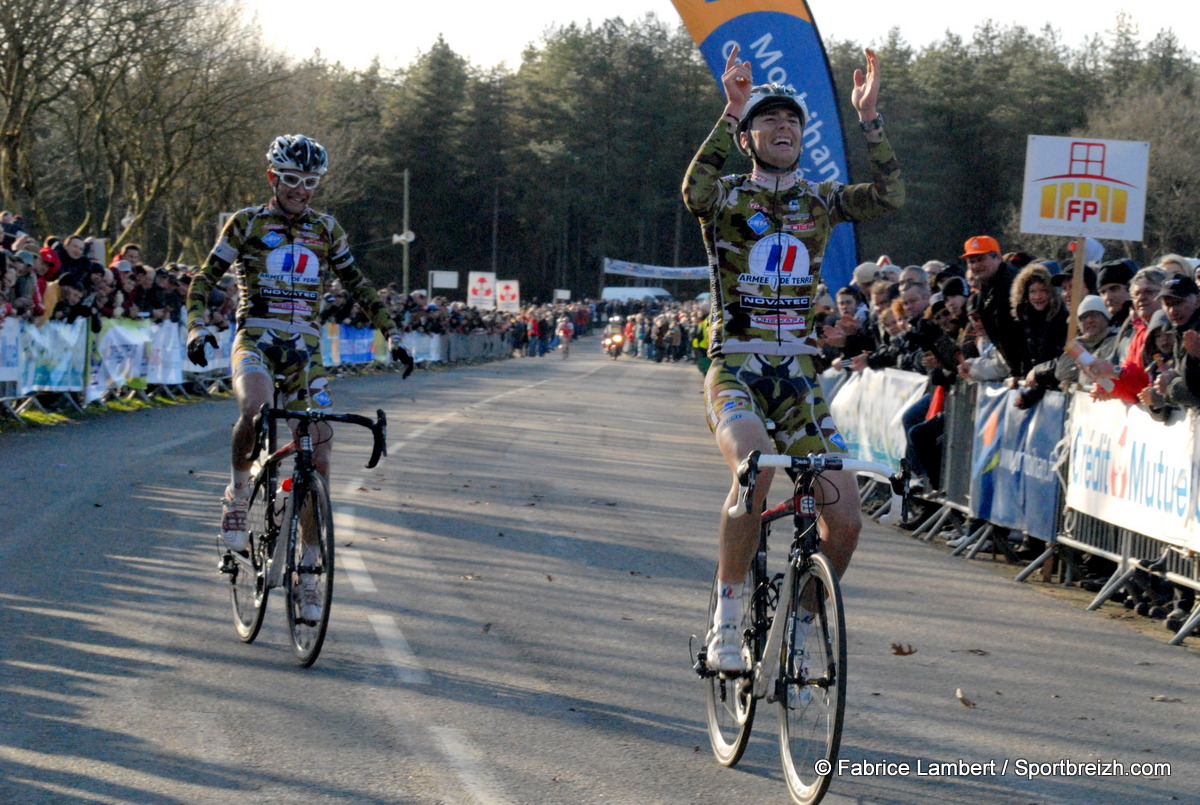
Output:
(694, 451), (907, 804)
(219, 399), (386, 667)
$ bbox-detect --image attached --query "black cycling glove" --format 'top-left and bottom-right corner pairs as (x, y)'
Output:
(389, 334), (415, 379)
(186, 329), (219, 367)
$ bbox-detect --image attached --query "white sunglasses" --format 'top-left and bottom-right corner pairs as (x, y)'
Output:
(274, 171), (320, 189)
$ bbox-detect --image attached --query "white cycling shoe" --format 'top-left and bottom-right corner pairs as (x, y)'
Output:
(299, 578), (322, 623)
(297, 546), (323, 622)
(706, 622), (750, 673)
(220, 489), (249, 552)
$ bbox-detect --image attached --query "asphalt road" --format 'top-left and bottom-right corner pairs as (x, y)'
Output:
(2, 339), (1198, 804)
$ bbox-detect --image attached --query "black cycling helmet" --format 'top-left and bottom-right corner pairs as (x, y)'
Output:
(266, 134), (329, 175)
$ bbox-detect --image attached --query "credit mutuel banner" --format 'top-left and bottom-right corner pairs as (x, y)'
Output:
(671, 0), (857, 291)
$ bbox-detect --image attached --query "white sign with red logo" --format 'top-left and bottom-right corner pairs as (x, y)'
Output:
(496, 279), (520, 313)
(1020, 135), (1149, 241)
(467, 271), (496, 309)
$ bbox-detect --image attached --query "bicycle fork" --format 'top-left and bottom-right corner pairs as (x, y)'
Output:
(266, 488), (293, 589)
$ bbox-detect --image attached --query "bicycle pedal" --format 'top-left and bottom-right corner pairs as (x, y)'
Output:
(691, 637), (715, 678)
(218, 554), (238, 574)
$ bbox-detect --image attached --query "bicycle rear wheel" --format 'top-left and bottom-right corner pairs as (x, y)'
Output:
(285, 472), (334, 667)
(703, 555), (765, 766)
(230, 472), (272, 642)
(779, 551), (846, 805)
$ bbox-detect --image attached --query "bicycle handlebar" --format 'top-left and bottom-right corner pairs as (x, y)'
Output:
(251, 405), (388, 469)
(727, 453), (909, 525)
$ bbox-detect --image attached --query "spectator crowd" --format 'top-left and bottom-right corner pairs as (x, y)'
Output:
(805, 236), (1200, 631)
(1, 209), (601, 353)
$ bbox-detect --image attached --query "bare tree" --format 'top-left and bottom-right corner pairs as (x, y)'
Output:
(0, 0), (197, 232)
(55, 1), (289, 255)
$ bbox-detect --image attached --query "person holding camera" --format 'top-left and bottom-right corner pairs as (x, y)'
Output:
(184, 134), (415, 572)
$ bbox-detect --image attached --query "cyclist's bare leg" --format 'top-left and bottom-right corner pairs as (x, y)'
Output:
(813, 470), (861, 578)
(715, 415), (775, 584)
(231, 370), (275, 480)
(798, 469), (862, 613)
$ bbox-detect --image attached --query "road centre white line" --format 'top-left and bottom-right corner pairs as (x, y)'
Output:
(338, 547), (377, 593)
(429, 726), (513, 805)
(388, 377), (554, 452)
(367, 612), (432, 684)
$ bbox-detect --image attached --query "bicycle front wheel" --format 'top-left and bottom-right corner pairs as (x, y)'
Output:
(230, 472), (272, 643)
(703, 560), (763, 767)
(285, 472), (335, 667)
(779, 551), (846, 805)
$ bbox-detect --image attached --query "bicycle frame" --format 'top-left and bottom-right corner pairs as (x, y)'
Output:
(251, 402), (386, 571)
(728, 452), (907, 701)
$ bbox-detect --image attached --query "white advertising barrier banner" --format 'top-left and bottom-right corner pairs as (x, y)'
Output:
(467, 271), (496, 309)
(496, 280), (520, 313)
(20, 320), (88, 393)
(401, 332), (442, 364)
(1066, 394), (1200, 552)
(828, 368), (927, 470)
(85, 318), (151, 403)
(0, 318), (21, 382)
(147, 321), (184, 385)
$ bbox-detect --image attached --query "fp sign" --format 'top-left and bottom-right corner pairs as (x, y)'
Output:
(1020, 135), (1149, 241)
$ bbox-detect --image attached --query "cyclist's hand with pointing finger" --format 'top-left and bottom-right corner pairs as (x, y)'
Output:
(722, 45), (752, 115)
(389, 333), (414, 378)
(186, 329), (218, 367)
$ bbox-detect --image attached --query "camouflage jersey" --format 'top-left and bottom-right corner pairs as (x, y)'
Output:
(185, 200), (394, 339)
(682, 117), (904, 357)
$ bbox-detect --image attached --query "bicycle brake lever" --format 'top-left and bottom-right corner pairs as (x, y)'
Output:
(364, 409), (388, 469)
(881, 459), (913, 525)
(727, 451), (760, 519)
(248, 403), (271, 463)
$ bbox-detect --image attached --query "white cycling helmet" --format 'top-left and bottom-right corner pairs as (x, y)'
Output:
(266, 134), (329, 175)
(736, 84), (809, 163)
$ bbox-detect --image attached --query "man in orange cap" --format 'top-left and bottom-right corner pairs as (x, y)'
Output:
(962, 235), (1030, 378)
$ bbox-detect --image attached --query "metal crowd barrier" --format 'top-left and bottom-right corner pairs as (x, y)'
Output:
(878, 375), (1200, 646)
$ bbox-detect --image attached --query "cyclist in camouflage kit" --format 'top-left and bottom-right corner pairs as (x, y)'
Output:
(684, 47), (904, 672)
(185, 134), (413, 567)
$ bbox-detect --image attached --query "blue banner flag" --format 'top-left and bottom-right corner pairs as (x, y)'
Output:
(970, 384), (1066, 540)
(671, 0), (858, 291)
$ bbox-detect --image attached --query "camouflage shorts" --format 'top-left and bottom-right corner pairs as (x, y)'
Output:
(231, 327), (332, 411)
(704, 352), (848, 457)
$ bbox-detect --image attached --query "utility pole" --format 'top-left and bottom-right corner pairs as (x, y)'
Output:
(491, 184), (499, 273)
(402, 168), (410, 294)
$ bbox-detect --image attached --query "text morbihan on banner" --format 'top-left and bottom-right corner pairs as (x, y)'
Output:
(467, 272), (496, 309)
(670, 0), (857, 291)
